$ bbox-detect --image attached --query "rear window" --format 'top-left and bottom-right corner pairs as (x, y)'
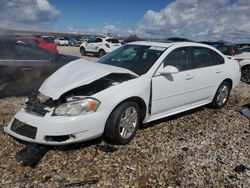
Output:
(42, 37), (54, 43)
(13, 44), (52, 60)
(106, 39), (119, 43)
(217, 46), (229, 54)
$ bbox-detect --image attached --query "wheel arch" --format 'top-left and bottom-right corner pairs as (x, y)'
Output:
(80, 46), (85, 51)
(107, 96), (147, 124)
(99, 48), (106, 53)
(241, 64), (250, 70)
(222, 78), (233, 89)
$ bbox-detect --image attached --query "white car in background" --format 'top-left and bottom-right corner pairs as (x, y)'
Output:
(54, 37), (69, 46)
(80, 37), (121, 57)
(234, 52), (250, 83)
(5, 42), (241, 145)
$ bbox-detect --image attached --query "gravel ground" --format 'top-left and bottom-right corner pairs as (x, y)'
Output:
(0, 47), (249, 187)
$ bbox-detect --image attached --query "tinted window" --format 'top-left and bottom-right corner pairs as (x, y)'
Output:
(106, 39), (119, 43)
(96, 38), (103, 42)
(88, 38), (96, 43)
(191, 47), (223, 68)
(162, 48), (188, 71)
(42, 37), (53, 43)
(13, 44), (52, 60)
(213, 51), (225, 64)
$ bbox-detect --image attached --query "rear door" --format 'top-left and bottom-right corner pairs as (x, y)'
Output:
(188, 47), (225, 103)
(0, 43), (57, 96)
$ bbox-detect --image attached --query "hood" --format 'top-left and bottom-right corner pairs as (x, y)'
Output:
(39, 58), (137, 99)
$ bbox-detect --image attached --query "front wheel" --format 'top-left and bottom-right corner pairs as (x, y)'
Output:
(211, 81), (231, 108)
(104, 101), (140, 145)
(241, 66), (250, 83)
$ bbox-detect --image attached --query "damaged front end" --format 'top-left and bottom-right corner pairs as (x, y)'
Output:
(5, 72), (137, 145)
(24, 73), (136, 116)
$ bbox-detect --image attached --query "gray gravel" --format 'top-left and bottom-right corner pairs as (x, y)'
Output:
(0, 47), (249, 187)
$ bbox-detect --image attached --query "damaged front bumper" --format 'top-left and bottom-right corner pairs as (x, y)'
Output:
(4, 107), (106, 145)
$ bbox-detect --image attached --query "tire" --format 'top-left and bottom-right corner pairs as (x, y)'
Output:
(104, 101), (140, 145)
(80, 47), (86, 56)
(211, 81), (231, 108)
(241, 66), (250, 84)
(99, 49), (105, 58)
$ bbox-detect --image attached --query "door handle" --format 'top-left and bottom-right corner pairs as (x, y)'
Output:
(185, 75), (193, 80)
(21, 67), (32, 71)
(216, 69), (222, 73)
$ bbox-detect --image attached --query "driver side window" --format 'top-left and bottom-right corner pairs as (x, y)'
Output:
(162, 48), (188, 71)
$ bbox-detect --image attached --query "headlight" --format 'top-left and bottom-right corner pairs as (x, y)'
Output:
(53, 98), (100, 116)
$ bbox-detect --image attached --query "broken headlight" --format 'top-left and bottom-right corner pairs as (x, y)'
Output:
(53, 98), (100, 116)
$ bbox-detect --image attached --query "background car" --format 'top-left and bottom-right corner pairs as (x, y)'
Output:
(68, 38), (82, 47)
(233, 53), (250, 83)
(240, 46), (250, 53)
(54, 37), (69, 46)
(0, 38), (78, 97)
(17, 36), (58, 54)
(80, 37), (121, 57)
(216, 45), (240, 56)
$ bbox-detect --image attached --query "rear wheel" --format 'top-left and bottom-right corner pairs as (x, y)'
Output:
(211, 81), (231, 108)
(104, 101), (140, 145)
(241, 66), (250, 83)
(99, 49), (105, 58)
(80, 47), (86, 56)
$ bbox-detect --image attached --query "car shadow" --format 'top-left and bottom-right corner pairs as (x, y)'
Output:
(82, 53), (98, 58)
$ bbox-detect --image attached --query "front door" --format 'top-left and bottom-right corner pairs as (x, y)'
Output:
(151, 47), (195, 118)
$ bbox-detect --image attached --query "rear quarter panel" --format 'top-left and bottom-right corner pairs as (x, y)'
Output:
(224, 58), (241, 88)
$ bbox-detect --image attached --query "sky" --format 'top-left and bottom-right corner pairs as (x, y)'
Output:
(0, 0), (250, 42)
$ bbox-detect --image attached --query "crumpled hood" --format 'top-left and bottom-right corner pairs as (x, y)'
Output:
(39, 58), (137, 99)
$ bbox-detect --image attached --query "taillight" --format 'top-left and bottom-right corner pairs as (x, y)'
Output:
(105, 43), (110, 48)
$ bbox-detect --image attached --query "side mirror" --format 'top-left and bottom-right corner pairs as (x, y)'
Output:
(159, 65), (179, 75)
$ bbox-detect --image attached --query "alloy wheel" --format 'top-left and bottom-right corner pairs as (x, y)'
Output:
(216, 85), (229, 106)
(241, 67), (250, 83)
(119, 106), (138, 139)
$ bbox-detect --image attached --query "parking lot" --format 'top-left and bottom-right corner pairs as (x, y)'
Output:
(57, 46), (99, 62)
(0, 46), (249, 187)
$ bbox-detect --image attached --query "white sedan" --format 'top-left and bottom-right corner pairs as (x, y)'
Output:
(4, 42), (241, 145)
(54, 37), (69, 46)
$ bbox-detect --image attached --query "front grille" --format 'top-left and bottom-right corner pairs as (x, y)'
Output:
(11, 119), (37, 139)
(24, 103), (49, 117)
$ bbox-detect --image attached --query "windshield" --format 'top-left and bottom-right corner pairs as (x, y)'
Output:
(98, 44), (166, 75)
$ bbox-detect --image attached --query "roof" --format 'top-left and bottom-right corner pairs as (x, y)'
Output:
(128, 41), (212, 48)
